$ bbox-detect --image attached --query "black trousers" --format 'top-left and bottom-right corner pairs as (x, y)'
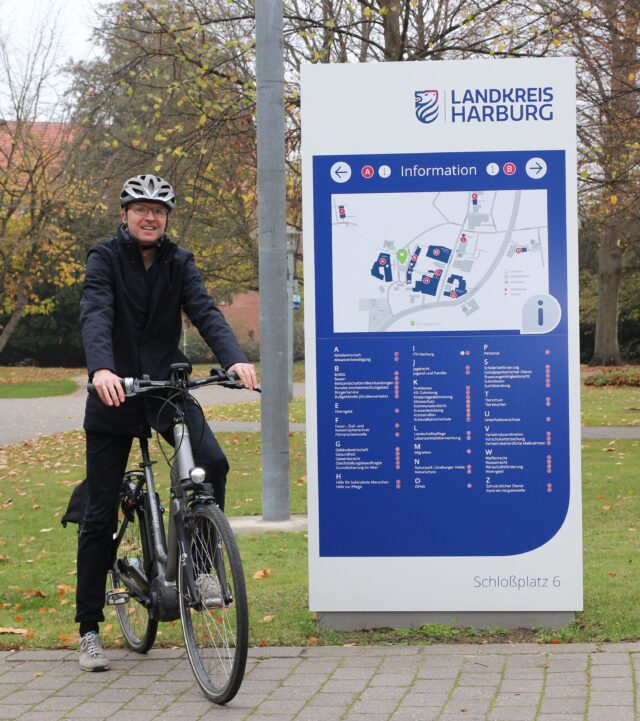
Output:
(75, 402), (228, 626)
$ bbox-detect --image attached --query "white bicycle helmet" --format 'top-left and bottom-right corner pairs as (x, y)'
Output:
(120, 174), (176, 210)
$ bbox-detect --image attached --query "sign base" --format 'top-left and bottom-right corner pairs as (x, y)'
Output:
(318, 611), (575, 631)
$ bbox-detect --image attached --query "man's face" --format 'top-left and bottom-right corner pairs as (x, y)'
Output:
(121, 201), (168, 245)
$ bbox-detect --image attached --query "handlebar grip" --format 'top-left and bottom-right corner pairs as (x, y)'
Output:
(87, 378), (131, 396)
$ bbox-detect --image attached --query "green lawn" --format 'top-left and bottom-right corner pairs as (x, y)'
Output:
(580, 384), (640, 426)
(1, 432), (640, 648)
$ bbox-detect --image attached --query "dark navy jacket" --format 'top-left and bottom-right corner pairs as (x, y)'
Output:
(80, 225), (247, 435)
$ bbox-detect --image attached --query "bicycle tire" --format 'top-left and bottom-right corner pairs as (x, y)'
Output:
(178, 503), (248, 704)
(111, 500), (158, 653)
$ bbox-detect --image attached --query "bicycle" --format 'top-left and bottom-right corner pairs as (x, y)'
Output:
(90, 363), (257, 704)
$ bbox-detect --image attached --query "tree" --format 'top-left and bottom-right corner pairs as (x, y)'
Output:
(67, 0), (259, 299)
(541, 0), (639, 364)
(0, 26), (97, 355)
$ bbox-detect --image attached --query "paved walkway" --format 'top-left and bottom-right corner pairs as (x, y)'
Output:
(0, 383), (305, 446)
(2, 643), (639, 721)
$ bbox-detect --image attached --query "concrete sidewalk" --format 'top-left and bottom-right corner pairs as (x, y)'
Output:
(2, 642), (639, 721)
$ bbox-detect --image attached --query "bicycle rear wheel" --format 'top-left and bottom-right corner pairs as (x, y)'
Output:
(111, 497), (158, 653)
(179, 503), (248, 704)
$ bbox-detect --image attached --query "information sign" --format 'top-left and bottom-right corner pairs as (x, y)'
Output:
(302, 59), (582, 612)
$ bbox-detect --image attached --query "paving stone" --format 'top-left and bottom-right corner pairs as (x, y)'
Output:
(199, 709), (250, 721)
(590, 664), (632, 678)
(264, 684), (317, 701)
(545, 671), (587, 685)
(13, 713), (67, 721)
(488, 706), (537, 721)
(22, 675), (75, 691)
(108, 711), (166, 721)
(227, 715), (294, 721)
(493, 691), (541, 706)
(307, 691), (359, 707)
(369, 673), (414, 687)
(349, 699), (399, 715)
(416, 666), (460, 680)
(342, 713), (393, 721)
(390, 708), (440, 721)
(3, 687), (52, 705)
(591, 653), (631, 665)
(89, 686), (140, 703)
(400, 692), (448, 707)
(502, 667), (545, 680)
(0, 704), (31, 720)
(542, 684), (587, 698)
(160, 700), (216, 716)
(539, 697), (587, 714)
(333, 667), (376, 680)
(538, 715), (584, 721)
(443, 698), (492, 715)
(440, 714), (486, 721)
(64, 701), (124, 718)
(359, 686), (407, 702)
(32, 695), (81, 712)
(255, 699), (308, 715)
(121, 693), (175, 711)
(498, 679), (543, 693)
(589, 690), (634, 706)
(281, 674), (326, 688)
(457, 673), (502, 686)
(294, 707), (345, 721)
(587, 708), (635, 721)
(410, 678), (455, 693)
(449, 685), (495, 700)
(319, 678), (369, 693)
(590, 675), (634, 691)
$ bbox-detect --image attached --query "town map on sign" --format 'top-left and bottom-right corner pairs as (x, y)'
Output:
(331, 189), (555, 334)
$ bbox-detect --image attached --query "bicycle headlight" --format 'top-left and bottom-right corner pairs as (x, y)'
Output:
(190, 467), (206, 484)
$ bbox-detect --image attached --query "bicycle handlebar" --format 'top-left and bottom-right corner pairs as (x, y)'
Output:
(87, 367), (261, 397)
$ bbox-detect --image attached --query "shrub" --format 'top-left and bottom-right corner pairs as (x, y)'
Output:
(584, 367), (640, 387)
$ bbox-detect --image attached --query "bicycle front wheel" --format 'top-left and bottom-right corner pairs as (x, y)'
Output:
(178, 503), (248, 704)
(111, 503), (158, 653)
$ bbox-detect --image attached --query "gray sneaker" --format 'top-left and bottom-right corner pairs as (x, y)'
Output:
(79, 632), (110, 672)
(195, 574), (223, 608)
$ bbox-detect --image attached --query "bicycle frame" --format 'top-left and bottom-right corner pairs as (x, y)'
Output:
(115, 415), (211, 618)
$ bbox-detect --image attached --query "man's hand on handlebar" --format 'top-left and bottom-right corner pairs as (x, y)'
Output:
(92, 368), (126, 407)
(227, 362), (258, 391)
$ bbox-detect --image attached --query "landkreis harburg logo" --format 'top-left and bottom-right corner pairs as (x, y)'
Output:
(415, 89), (439, 124)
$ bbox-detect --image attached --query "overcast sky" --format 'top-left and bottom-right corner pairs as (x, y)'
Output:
(0, 0), (103, 113)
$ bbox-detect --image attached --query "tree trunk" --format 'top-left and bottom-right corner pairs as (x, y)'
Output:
(590, 223), (623, 365)
(0, 297), (27, 356)
(379, 0), (403, 60)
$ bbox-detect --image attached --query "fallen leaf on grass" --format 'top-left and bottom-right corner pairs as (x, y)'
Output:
(253, 568), (272, 580)
(602, 505), (612, 511)
(307, 637), (319, 645)
(608, 572), (617, 577)
(261, 615), (275, 623)
(39, 528), (53, 533)
(0, 555), (10, 562)
(58, 633), (78, 644)
(258, 639), (269, 647)
(0, 627), (31, 635)
(21, 590), (46, 599)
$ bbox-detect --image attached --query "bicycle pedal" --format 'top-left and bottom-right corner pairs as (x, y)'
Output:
(106, 588), (130, 605)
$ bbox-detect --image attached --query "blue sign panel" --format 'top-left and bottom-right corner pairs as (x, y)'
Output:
(313, 150), (571, 557)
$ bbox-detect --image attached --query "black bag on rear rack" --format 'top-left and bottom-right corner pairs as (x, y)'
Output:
(61, 479), (88, 528)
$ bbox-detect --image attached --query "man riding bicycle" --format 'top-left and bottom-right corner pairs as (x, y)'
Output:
(77, 174), (257, 671)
